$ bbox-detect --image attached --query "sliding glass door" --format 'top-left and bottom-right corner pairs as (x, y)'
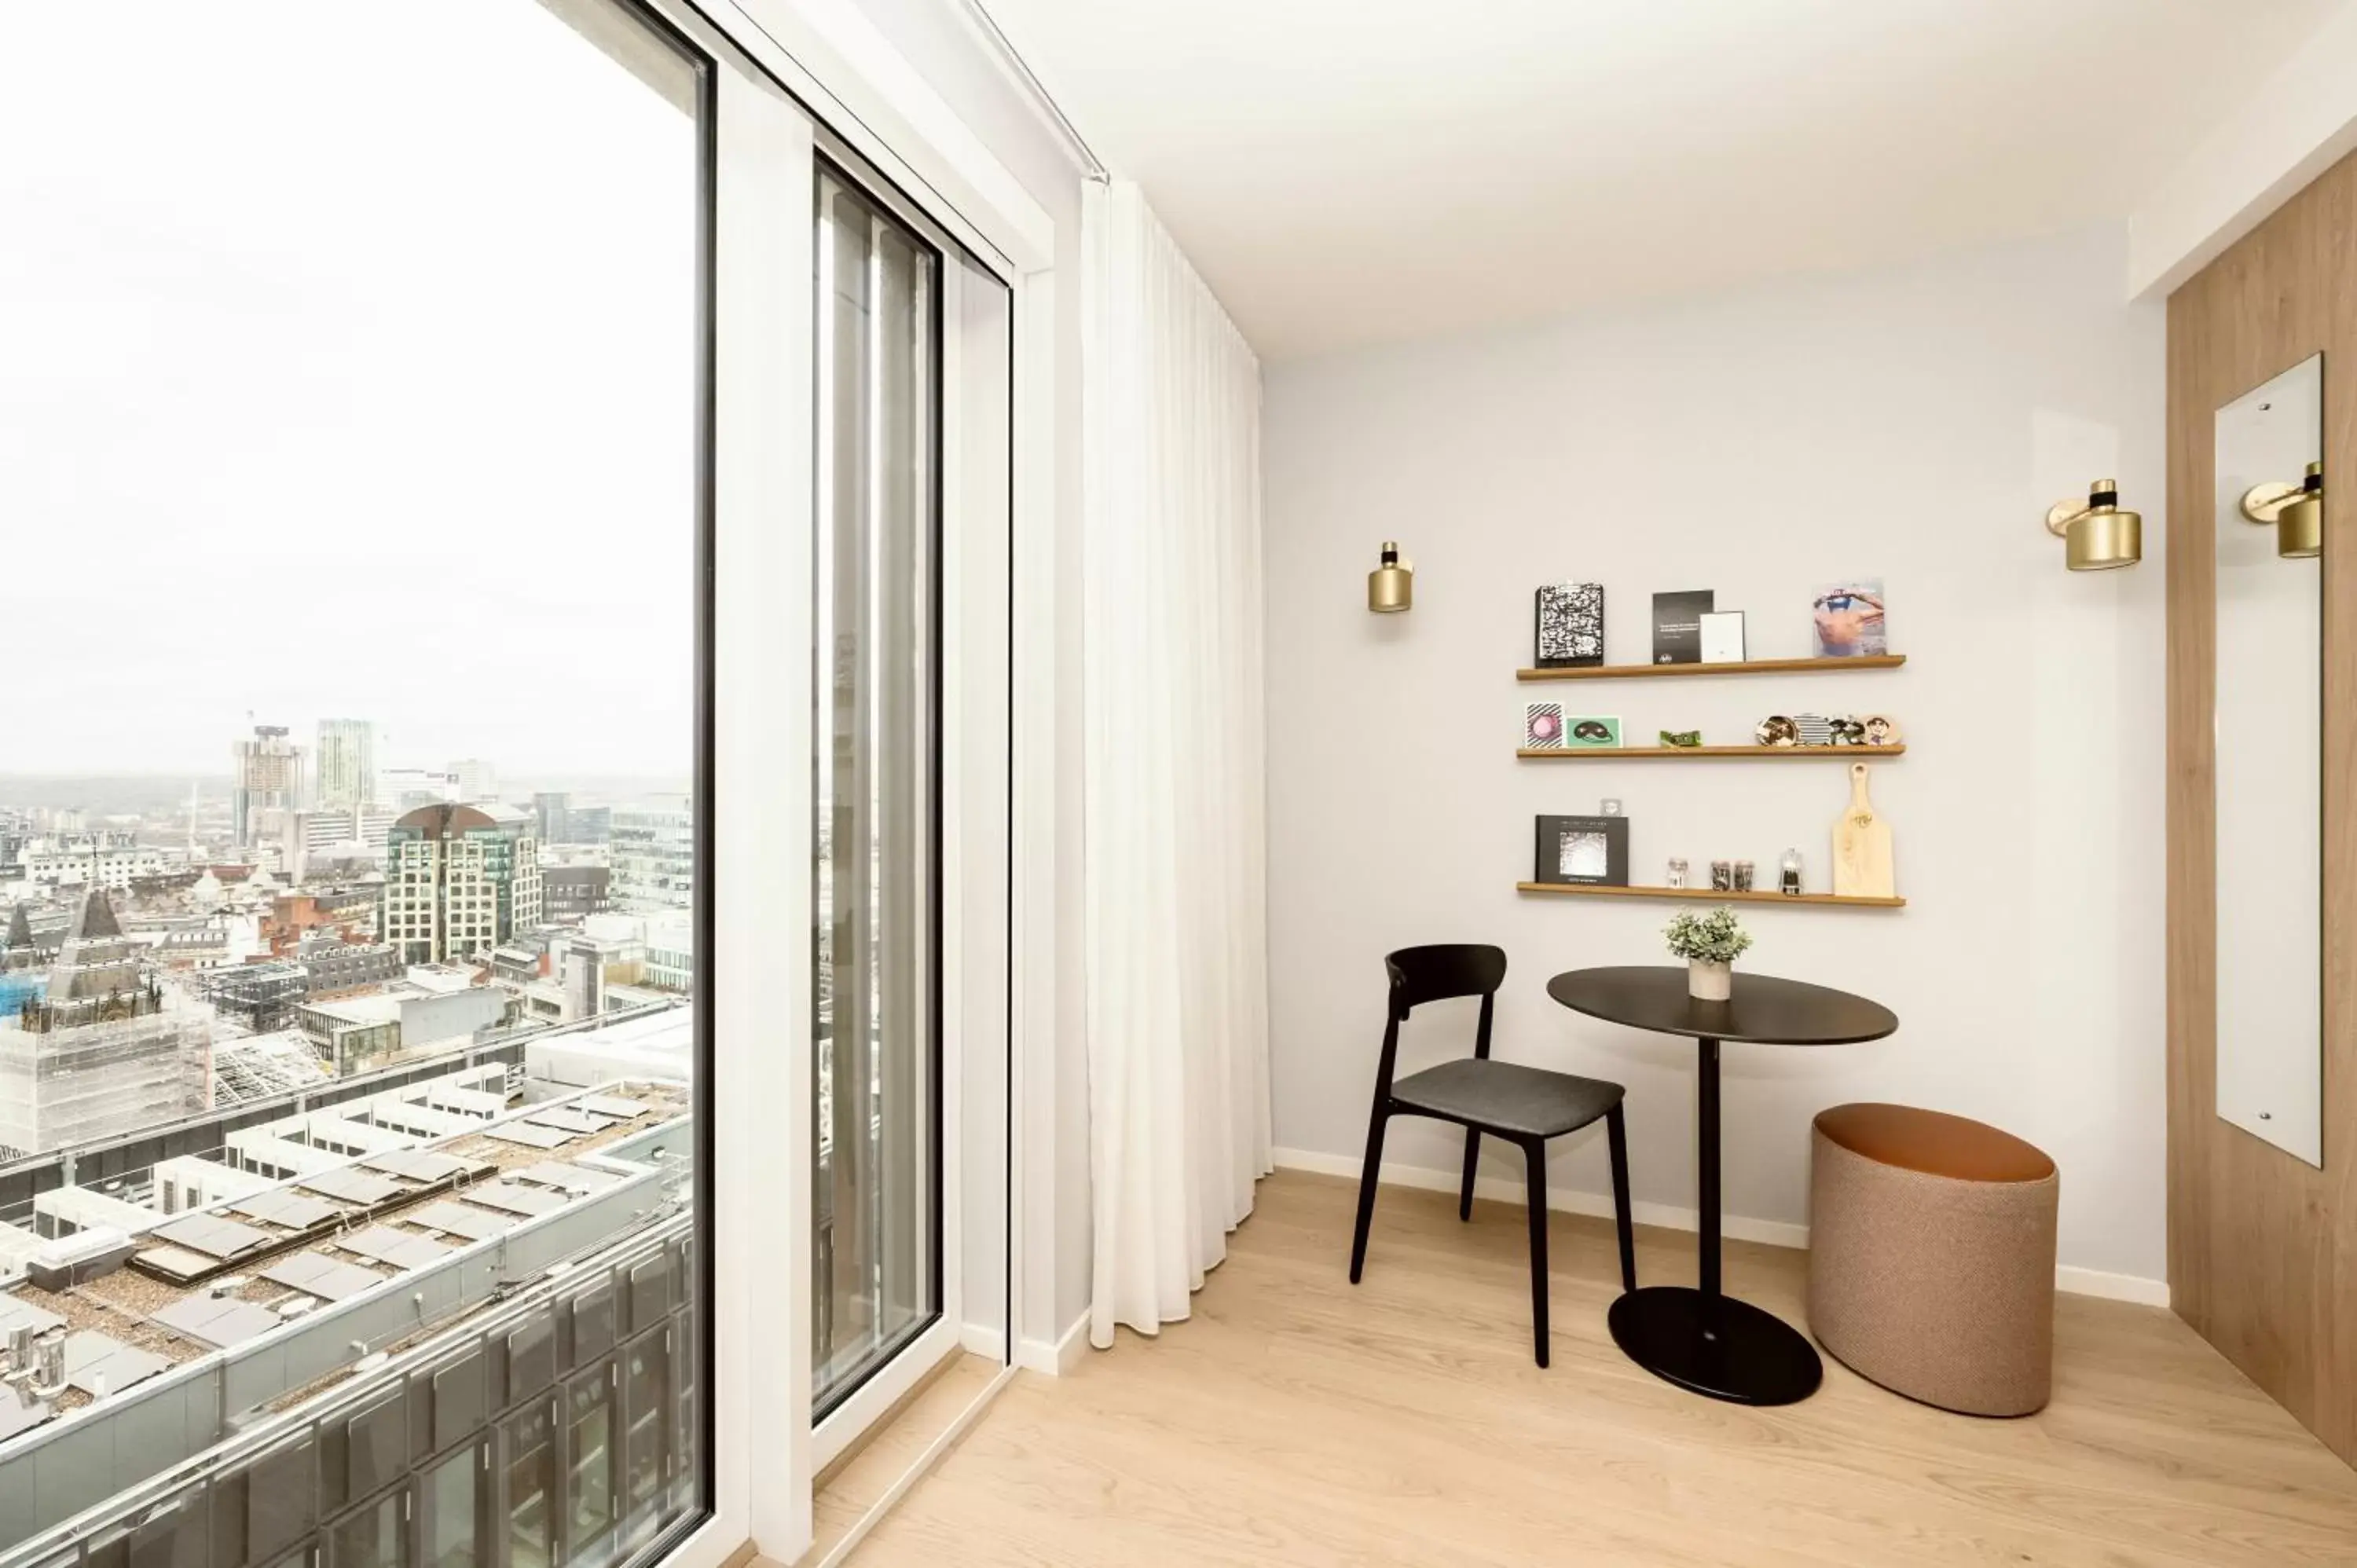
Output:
(813, 167), (942, 1413)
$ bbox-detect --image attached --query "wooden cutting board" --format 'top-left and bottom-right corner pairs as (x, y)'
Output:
(1832, 760), (1895, 899)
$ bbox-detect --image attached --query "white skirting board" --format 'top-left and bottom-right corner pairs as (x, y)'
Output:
(1270, 1148), (2172, 1309)
(1014, 1310), (1091, 1376)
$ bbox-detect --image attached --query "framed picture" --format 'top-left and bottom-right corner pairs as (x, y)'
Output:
(1523, 702), (1567, 749)
(1699, 610), (1746, 664)
(1811, 579), (1886, 657)
(1534, 583), (1605, 668)
(1534, 814), (1630, 886)
(1565, 714), (1621, 748)
(1651, 589), (1714, 664)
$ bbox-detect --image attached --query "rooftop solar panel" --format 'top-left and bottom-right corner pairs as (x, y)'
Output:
(359, 1149), (482, 1183)
(131, 1247), (221, 1284)
(524, 1108), (607, 1135)
(0, 1388), (50, 1442)
(259, 1254), (387, 1302)
(0, 1299), (65, 1338)
(576, 1095), (649, 1119)
(297, 1168), (404, 1206)
(408, 1201), (518, 1242)
(482, 1123), (572, 1150)
(466, 1183), (568, 1218)
(229, 1190), (341, 1230)
(338, 1226), (453, 1270)
(153, 1297), (284, 1350)
(514, 1162), (623, 1194)
(152, 1214), (274, 1260)
(62, 1332), (167, 1397)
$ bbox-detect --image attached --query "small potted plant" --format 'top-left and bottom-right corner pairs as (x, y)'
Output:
(1665, 906), (1752, 1001)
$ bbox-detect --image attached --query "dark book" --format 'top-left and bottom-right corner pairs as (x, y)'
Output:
(1534, 583), (1604, 668)
(1534, 814), (1629, 886)
(1651, 589), (1716, 665)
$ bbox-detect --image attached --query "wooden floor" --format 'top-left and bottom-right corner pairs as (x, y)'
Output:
(808, 1351), (1002, 1563)
(838, 1170), (2357, 1566)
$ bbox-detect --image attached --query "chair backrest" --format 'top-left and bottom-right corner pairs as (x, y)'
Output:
(1384, 943), (1507, 1018)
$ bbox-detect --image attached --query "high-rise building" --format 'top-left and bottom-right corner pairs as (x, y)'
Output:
(379, 766), (459, 811)
(450, 758), (499, 802)
(379, 804), (544, 965)
(315, 718), (379, 808)
(610, 800), (694, 910)
(0, 887), (209, 1158)
(532, 790), (571, 844)
(231, 724), (304, 848)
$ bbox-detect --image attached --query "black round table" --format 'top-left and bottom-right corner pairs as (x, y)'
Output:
(1547, 965), (1897, 1406)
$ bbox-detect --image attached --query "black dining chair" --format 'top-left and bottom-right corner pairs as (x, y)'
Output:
(1348, 943), (1636, 1366)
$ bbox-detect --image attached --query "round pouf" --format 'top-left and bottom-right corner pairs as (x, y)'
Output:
(1807, 1103), (2058, 1416)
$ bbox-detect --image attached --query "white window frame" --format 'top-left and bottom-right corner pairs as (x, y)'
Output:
(630, 3), (1060, 1566)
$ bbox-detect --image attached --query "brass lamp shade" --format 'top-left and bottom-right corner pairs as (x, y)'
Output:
(2045, 479), (2142, 571)
(2242, 461), (2325, 559)
(1368, 541), (1413, 612)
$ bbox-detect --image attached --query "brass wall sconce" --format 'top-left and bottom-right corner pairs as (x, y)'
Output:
(2239, 460), (2324, 559)
(1367, 541), (1413, 612)
(2044, 479), (2142, 571)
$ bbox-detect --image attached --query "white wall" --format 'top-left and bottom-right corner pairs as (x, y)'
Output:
(1263, 224), (2169, 1286)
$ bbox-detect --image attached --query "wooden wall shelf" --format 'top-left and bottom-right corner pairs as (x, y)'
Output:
(1516, 882), (1906, 909)
(1517, 654), (1907, 682)
(1517, 745), (1906, 760)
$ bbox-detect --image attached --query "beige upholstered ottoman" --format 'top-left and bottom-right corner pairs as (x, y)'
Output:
(1807, 1103), (2058, 1416)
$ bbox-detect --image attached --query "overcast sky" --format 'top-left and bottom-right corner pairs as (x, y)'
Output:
(1, 1), (698, 779)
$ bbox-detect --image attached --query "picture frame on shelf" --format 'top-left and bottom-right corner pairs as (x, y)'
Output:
(1565, 715), (1622, 748)
(1524, 702), (1567, 749)
(1699, 610), (1746, 664)
(1534, 813), (1630, 887)
(1811, 579), (1887, 657)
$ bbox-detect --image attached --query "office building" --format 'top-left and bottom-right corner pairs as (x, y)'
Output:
(610, 800), (693, 911)
(378, 766), (457, 811)
(532, 789), (572, 844)
(0, 887), (208, 1158)
(13, 833), (170, 892)
(379, 804), (543, 965)
(542, 863), (612, 921)
(313, 718), (378, 808)
(449, 757), (498, 802)
(229, 724), (303, 848)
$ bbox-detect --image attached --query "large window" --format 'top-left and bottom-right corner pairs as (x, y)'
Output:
(0, 2), (710, 1564)
(812, 167), (943, 1413)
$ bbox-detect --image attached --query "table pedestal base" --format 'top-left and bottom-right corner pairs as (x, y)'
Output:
(1607, 1286), (1823, 1406)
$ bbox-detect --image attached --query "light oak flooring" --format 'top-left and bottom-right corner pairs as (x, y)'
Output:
(836, 1170), (2357, 1567)
(807, 1351), (1003, 1563)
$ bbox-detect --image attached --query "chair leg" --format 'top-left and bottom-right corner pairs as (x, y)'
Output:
(1523, 1139), (1550, 1368)
(1349, 1106), (1390, 1284)
(1457, 1127), (1481, 1221)
(1606, 1103), (1637, 1293)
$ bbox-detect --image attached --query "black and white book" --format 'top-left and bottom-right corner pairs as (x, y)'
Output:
(1534, 583), (1605, 668)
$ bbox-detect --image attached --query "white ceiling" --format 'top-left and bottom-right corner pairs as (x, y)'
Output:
(986, 0), (2341, 360)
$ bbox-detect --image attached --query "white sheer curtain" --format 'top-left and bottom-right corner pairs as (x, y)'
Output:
(1082, 179), (1270, 1346)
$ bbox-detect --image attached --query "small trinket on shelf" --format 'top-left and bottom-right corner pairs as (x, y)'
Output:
(1667, 857), (1689, 888)
(1780, 848), (1803, 896)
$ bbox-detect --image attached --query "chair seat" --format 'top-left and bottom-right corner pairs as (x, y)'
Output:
(1391, 1058), (1622, 1138)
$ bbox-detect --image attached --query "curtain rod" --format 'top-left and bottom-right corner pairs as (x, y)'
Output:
(959, 0), (1112, 184)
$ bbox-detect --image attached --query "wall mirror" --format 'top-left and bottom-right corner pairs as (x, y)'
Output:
(2213, 351), (2324, 1167)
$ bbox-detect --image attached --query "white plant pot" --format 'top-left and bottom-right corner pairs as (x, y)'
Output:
(1688, 958), (1733, 1002)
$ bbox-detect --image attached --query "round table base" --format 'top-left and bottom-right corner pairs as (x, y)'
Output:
(1607, 1286), (1824, 1405)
